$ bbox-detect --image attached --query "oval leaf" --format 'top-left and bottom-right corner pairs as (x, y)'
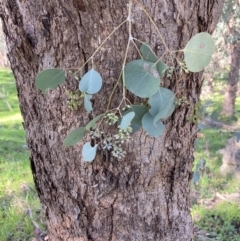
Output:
(82, 142), (98, 162)
(184, 32), (214, 72)
(196, 159), (206, 170)
(140, 43), (168, 77)
(156, 61), (168, 78)
(35, 69), (65, 94)
(63, 127), (86, 146)
(142, 112), (165, 138)
(234, 131), (240, 142)
(79, 69), (102, 94)
(193, 170), (200, 184)
(120, 111), (135, 130)
(84, 94), (93, 112)
(124, 105), (148, 132)
(86, 114), (104, 130)
(124, 60), (160, 98)
(149, 87), (175, 124)
(140, 43), (158, 63)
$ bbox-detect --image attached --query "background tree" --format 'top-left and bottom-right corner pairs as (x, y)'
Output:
(0, 21), (8, 67)
(0, 1), (223, 240)
(215, 0), (240, 117)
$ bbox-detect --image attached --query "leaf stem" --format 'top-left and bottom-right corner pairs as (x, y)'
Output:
(122, 0), (133, 100)
(69, 19), (128, 73)
(107, 0), (133, 110)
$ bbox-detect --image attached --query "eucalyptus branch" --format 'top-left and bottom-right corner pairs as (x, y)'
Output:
(35, 1), (215, 162)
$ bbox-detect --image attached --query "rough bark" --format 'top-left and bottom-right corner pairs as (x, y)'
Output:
(0, 1), (223, 240)
(222, 40), (240, 117)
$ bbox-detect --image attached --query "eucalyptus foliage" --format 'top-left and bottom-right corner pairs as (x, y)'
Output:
(142, 112), (165, 138)
(140, 43), (168, 77)
(63, 127), (86, 146)
(84, 94), (93, 113)
(79, 68), (102, 94)
(36, 69), (65, 94)
(184, 32), (214, 72)
(82, 142), (98, 162)
(120, 112), (135, 130)
(35, 30), (215, 162)
(124, 105), (148, 132)
(124, 60), (160, 98)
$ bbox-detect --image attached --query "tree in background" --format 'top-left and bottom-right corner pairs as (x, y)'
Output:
(218, 0), (240, 117)
(0, 21), (8, 67)
(0, 1), (223, 240)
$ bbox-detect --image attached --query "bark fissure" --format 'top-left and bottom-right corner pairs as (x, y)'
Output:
(109, 194), (118, 241)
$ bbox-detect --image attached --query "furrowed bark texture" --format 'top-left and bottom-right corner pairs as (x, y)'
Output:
(1, 1), (223, 240)
(222, 40), (240, 117)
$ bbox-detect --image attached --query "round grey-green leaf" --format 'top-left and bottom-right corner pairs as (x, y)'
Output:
(124, 60), (160, 98)
(140, 43), (168, 78)
(63, 127), (86, 146)
(82, 142), (98, 162)
(120, 111), (135, 130)
(86, 114), (104, 130)
(184, 32), (214, 72)
(140, 43), (158, 63)
(79, 68), (102, 94)
(35, 69), (66, 94)
(84, 94), (93, 113)
(124, 105), (148, 132)
(149, 87), (175, 124)
(193, 170), (200, 184)
(234, 131), (240, 142)
(142, 112), (165, 138)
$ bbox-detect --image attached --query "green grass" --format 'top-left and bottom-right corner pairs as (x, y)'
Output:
(193, 78), (240, 240)
(193, 127), (240, 197)
(194, 78), (240, 196)
(0, 69), (43, 241)
(192, 202), (240, 241)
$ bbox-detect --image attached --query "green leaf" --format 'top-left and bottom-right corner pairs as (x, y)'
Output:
(79, 69), (102, 94)
(82, 142), (98, 162)
(193, 170), (200, 184)
(149, 87), (175, 124)
(86, 114), (104, 130)
(35, 69), (65, 94)
(210, 110), (219, 121)
(142, 112), (165, 138)
(196, 158), (206, 170)
(63, 127), (86, 146)
(84, 94), (92, 112)
(184, 32), (214, 72)
(124, 60), (160, 98)
(125, 105), (148, 132)
(140, 43), (168, 77)
(156, 62), (168, 78)
(120, 111), (135, 130)
(234, 131), (240, 142)
(198, 123), (205, 131)
(231, 115), (238, 122)
(140, 43), (158, 63)
(194, 139), (199, 148)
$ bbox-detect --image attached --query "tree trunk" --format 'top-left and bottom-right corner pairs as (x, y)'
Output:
(222, 40), (240, 117)
(0, 21), (9, 67)
(0, 1), (223, 240)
